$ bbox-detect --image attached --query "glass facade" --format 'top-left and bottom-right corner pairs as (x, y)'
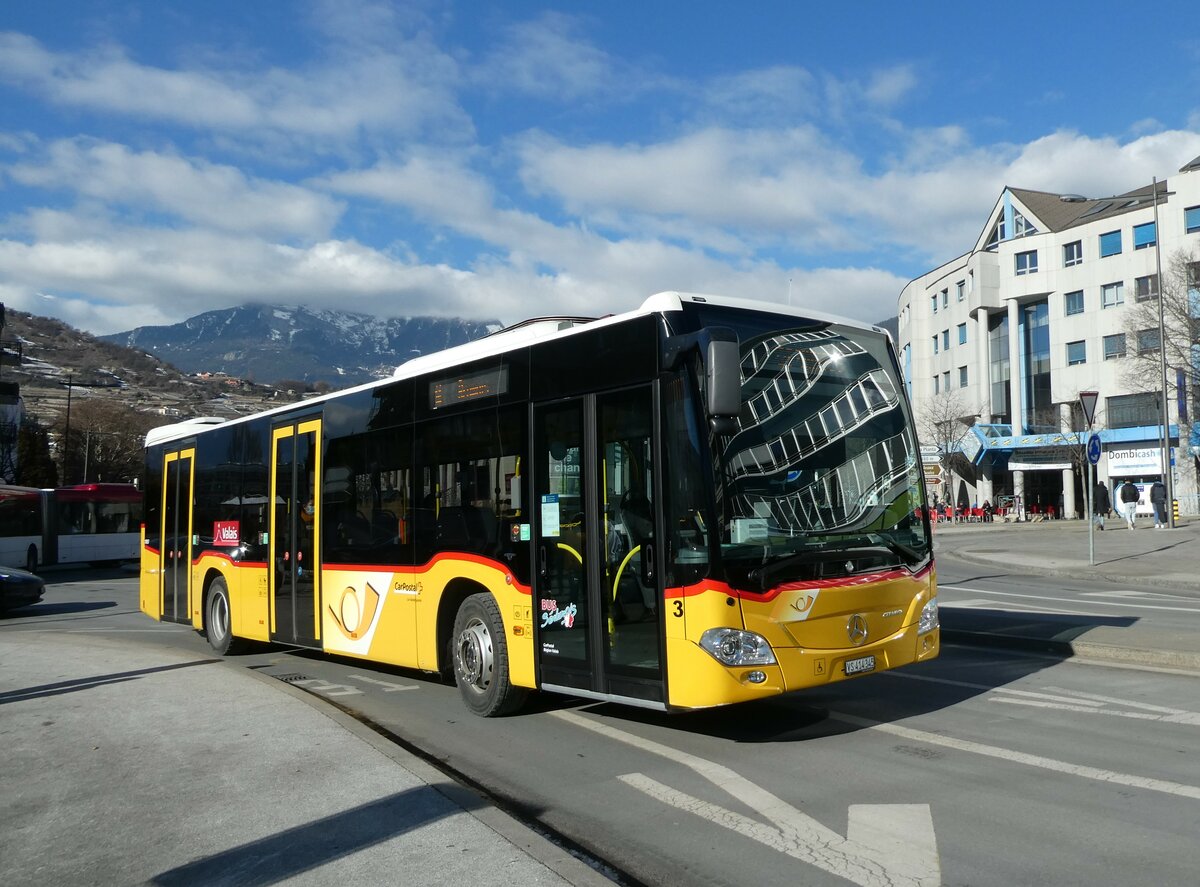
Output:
(988, 314), (1011, 425)
(1021, 300), (1053, 432)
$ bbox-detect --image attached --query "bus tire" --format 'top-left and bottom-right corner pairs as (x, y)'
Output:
(25, 545), (38, 574)
(205, 577), (241, 655)
(452, 593), (527, 717)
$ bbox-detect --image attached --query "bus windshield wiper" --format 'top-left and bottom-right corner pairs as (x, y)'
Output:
(867, 533), (928, 567)
(746, 535), (926, 591)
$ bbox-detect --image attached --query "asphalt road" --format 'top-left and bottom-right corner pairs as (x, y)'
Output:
(5, 569), (1200, 886)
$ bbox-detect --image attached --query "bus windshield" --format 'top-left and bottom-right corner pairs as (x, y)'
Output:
(687, 307), (930, 589)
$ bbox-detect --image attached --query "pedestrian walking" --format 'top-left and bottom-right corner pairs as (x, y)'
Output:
(1092, 481), (1110, 531)
(1150, 479), (1168, 528)
(1118, 480), (1140, 529)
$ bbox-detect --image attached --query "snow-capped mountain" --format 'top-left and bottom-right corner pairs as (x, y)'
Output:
(102, 305), (503, 387)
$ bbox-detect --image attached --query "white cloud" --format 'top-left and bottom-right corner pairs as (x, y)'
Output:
(7, 139), (343, 237)
(864, 64), (918, 107)
(471, 11), (620, 100)
(0, 28), (470, 151)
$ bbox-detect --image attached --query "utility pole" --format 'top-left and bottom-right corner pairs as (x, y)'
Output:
(1151, 178), (1175, 528)
(62, 373), (73, 484)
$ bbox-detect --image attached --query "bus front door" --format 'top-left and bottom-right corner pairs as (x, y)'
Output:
(160, 449), (194, 624)
(533, 387), (664, 706)
(269, 419), (322, 647)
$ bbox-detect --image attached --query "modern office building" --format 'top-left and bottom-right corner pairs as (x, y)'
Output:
(897, 155), (1200, 518)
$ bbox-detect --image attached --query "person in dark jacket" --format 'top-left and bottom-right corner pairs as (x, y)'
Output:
(1149, 480), (1168, 528)
(1092, 482), (1110, 531)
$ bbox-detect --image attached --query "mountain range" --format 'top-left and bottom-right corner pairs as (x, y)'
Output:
(101, 305), (503, 387)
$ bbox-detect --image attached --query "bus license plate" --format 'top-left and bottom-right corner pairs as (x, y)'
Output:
(844, 655), (875, 676)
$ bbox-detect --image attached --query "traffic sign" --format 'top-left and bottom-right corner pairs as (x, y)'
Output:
(923, 463), (942, 477)
(920, 452), (943, 464)
(1079, 390), (1098, 428)
(1086, 433), (1102, 465)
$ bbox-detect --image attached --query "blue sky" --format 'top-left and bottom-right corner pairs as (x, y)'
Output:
(2, 0), (1199, 335)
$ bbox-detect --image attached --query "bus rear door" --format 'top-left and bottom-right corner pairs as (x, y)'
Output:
(532, 386), (665, 707)
(269, 418), (322, 647)
(160, 449), (194, 623)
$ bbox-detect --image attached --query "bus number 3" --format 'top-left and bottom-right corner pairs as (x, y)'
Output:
(673, 600), (683, 617)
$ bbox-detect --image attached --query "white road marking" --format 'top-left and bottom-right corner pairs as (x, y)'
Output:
(347, 674), (418, 692)
(890, 672), (1200, 724)
(937, 583), (1200, 614)
(287, 678), (362, 697)
(553, 709), (940, 887)
(830, 712), (1200, 801)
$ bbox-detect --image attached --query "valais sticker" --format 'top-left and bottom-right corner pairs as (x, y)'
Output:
(213, 521), (240, 547)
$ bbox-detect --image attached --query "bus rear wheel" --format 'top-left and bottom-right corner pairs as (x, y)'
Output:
(205, 578), (242, 655)
(452, 593), (527, 717)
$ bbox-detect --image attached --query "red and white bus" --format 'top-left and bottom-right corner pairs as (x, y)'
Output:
(0, 483), (142, 571)
(140, 292), (939, 716)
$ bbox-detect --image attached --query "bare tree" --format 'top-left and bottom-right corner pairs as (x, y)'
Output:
(916, 389), (980, 509)
(51, 398), (161, 484)
(1122, 246), (1200, 507)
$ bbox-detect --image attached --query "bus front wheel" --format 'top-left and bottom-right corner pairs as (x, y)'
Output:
(205, 578), (241, 655)
(452, 593), (527, 717)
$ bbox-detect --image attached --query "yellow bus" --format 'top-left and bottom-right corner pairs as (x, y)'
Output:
(139, 292), (938, 716)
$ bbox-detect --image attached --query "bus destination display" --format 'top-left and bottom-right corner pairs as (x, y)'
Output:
(430, 366), (509, 409)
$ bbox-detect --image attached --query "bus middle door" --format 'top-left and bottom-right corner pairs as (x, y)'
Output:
(532, 387), (664, 706)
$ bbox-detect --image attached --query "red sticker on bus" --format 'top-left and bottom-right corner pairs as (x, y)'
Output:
(214, 521), (240, 547)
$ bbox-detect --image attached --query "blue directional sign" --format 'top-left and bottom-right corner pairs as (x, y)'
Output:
(1087, 433), (1102, 465)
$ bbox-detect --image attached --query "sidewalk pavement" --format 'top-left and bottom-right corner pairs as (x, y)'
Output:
(932, 515), (1200, 671)
(0, 631), (612, 887)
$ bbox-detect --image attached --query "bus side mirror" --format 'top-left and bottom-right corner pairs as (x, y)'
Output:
(706, 335), (741, 433)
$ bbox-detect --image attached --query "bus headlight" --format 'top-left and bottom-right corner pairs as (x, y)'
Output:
(699, 628), (777, 667)
(918, 598), (939, 635)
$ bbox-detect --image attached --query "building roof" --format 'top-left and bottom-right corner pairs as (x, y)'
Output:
(1009, 180), (1169, 234)
(1181, 154), (1200, 173)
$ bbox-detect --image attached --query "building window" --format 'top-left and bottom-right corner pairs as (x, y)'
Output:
(942, 289), (948, 308)
(1137, 328), (1161, 354)
(932, 335), (939, 354)
(1101, 281), (1124, 308)
(1015, 250), (1038, 275)
(1103, 333), (1126, 360)
(958, 366), (968, 388)
(1066, 340), (1087, 366)
(1187, 205), (1200, 234)
(943, 371), (950, 391)
(1107, 392), (1158, 429)
(956, 280), (965, 302)
(1135, 274), (1159, 301)
(957, 323), (967, 345)
(1064, 290), (1084, 315)
(933, 375), (940, 394)
(1013, 210), (1038, 237)
(1063, 240), (1083, 267)
(942, 329), (950, 350)
(1133, 221), (1156, 250)
(1099, 230), (1122, 257)
(931, 294), (938, 314)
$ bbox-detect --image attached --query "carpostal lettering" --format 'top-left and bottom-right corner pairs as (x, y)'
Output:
(392, 580), (423, 594)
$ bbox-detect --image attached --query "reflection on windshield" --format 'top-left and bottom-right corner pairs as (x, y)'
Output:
(714, 324), (928, 580)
